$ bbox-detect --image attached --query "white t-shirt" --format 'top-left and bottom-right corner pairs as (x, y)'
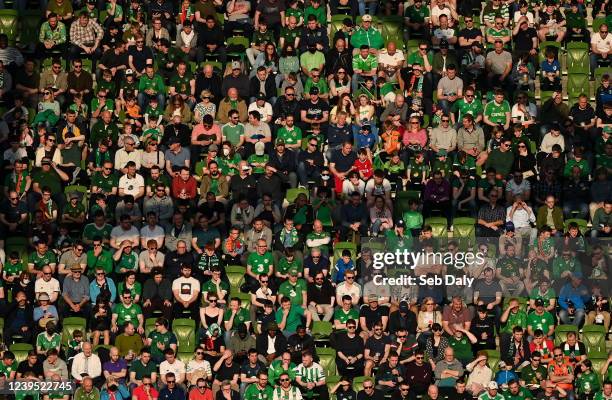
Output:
(35, 277), (60, 297)
(110, 225), (140, 244)
(335, 281), (362, 303)
(172, 276), (201, 302)
(159, 359), (186, 381)
(364, 178), (392, 197)
(511, 103), (538, 122)
(247, 102), (273, 122)
(118, 173), (145, 197)
(513, 11), (535, 26)
(140, 224), (165, 242)
(591, 32), (612, 54)
(378, 49), (405, 67)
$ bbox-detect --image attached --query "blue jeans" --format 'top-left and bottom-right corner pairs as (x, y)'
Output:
(297, 161), (321, 186)
(559, 308), (585, 327)
(358, 0), (377, 15)
(138, 92), (166, 111)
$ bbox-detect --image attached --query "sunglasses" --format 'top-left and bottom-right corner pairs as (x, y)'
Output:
(280, 379), (290, 382)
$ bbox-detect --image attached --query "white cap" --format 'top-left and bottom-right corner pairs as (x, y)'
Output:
(488, 382), (498, 390)
(255, 141), (265, 155)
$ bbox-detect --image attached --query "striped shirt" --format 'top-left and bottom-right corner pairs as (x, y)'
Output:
(294, 362), (325, 383)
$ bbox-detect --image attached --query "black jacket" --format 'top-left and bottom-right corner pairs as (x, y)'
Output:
(301, 27), (329, 53)
(222, 74), (250, 100)
(297, 149), (324, 169)
(255, 332), (288, 356)
(195, 72), (223, 106)
(273, 96), (301, 120)
(326, 48), (353, 76)
(269, 149), (297, 173)
(249, 74), (277, 101)
(388, 310), (418, 335)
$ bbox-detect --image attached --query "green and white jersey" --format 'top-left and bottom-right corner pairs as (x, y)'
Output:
(247, 251), (274, 275)
(294, 362), (325, 383)
(478, 392), (505, 400)
(36, 332), (61, 352)
(244, 383), (274, 400)
(112, 302), (142, 327)
(576, 371), (601, 396)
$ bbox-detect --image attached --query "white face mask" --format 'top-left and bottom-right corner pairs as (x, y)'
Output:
(223, 148), (230, 156)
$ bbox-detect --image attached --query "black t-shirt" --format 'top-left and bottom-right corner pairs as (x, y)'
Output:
(17, 360), (44, 378)
(336, 332), (365, 357)
(360, 306), (389, 330)
(0, 199), (28, 223)
(128, 46), (155, 72)
(365, 334), (391, 358)
(457, 27), (482, 49)
(330, 150), (358, 173)
(240, 361), (265, 379)
(570, 104), (596, 126)
(303, 256), (330, 276)
(299, 99), (330, 122)
(100, 49), (129, 69)
(513, 27), (537, 53)
(216, 362), (241, 381)
(256, 0), (285, 26)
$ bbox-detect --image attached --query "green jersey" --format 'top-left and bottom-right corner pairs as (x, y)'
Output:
(275, 305), (304, 332)
(333, 308), (359, 327)
(247, 154), (270, 174)
(294, 362), (325, 383)
(3, 261), (25, 277)
(268, 359), (296, 385)
(277, 126), (303, 146)
(64, 201), (85, 219)
(223, 307), (250, 330)
(452, 98), (483, 121)
(405, 4), (429, 22)
(278, 279), (307, 306)
(304, 78), (329, 95)
(280, 26), (300, 45)
(117, 282), (142, 300)
(83, 223), (113, 243)
(86, 249), (114, 275)
(527, 311), (554, 334)
(0, 360), (17, 378)
(276, 257), (303, 275)
(520, 365), (547, 391)
(222, 123), (245, 146)
(576, 371), (600, 396)
(244, 384), (274, 400)
(304, 5), (325, 25)
(91, 171), (118, 194)
(218, 153), (242, 176)
(501, 387), (532, 400)
(448, 336), (473, 362)
(148, 330), (177, 360)
(402, 210), (423, 230)
(112, 302), (142, 327)
(484, 100), (511, 125)
(169, 72), (193, 96)
(201, 279), (229, 298)
(497, 256), (521, 278)
(138, 73), (165, 95)
(31, 170), (62, 196)
(36, 332), (61, 352)
(247, 251), (273, 275)
(29, 251), (56, 271)
(407, 50), (433, 66)
(352, 53), (378, 72)
(479, 393), (505, 400)
(501, 309), (528, 334)
(529, 287), (556, 306)
(115, 252), (138, 274)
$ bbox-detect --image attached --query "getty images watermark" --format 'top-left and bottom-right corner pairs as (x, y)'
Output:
(370, 249), (486, 287)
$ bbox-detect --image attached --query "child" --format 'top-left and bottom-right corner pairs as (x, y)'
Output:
(564, 221), (586, 256)
(333, 249), (354, 283)
(144, 97), (164, 127)
(66, 329), (84, 363)
(140, 118), (163, 144)
(97, 69), (117, 98)
(354, 124), (377, 152)
(540, 48), (562, 91)
(432, 150), (452, 177)
(247, 19), (275, 67)
(380, 120), (401, 160)
(453, 150), (477, 179)
(118, 124), (140, 148)
(383, 151), (405, 190)
(124, 94), (143, 129)
(116, 69), (139, 115)
(353, 148), (373, 181)
(403, 199), (424, 237)
(406, 151), (429, 190)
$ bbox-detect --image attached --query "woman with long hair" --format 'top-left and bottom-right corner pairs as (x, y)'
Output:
(217, 141), (242, 179)
(353, 94), (377, 136)
(140, 138), (166, 177)
(424, 322), (449, 367)
(163, 94), (192, 124)
(416, 297), (442, 347)
(34, 133), (63, 167)
(330, 93), (355, 124)
(329, 68), (351, 103)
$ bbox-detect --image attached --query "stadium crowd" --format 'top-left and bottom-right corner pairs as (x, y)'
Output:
(0, 0), (610, 399)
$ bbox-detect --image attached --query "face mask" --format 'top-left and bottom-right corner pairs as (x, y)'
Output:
(46, 328), (54, 334)
(321, 175), (330, 180)
(308, 47), (316, 54)
(223, 148), (230, 156)
(109, 385), (118, 391)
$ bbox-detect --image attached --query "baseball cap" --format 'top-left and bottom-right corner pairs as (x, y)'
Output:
(41, 157), (51, 165)
(231, 61), (241, 70)
(488, 382), (499, 390)
(505, 221), (515, 232)
(399, 301), (409, 313)
(276, 139), (285, 146)
(309, 86), (320, 95)
(208, 144), (218, 152)
(125, 69), (134, 75)
(289, 268), (299, 277)
(534, 298), (545, 307)
(396, 219), (406, 228)
(369, 294), (379, 302)
(257, 92), (266, 101)
(343, 17), (353, 27)
(362, 14), (372, 22)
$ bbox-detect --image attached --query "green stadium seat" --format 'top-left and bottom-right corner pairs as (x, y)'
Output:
(394, 190), (421, 219)
(61, 317), (87, 347)
(594, 67), (612, 83)
(327, 375), (341, 399)
(554, 324), (578, 346)
(311, 321), (333, 344)
(485, 349), (501, 372)
(424, 217), (448, 238)
(592, 17), (606, 33)
(0, 10), (19, 45)
(64, 185), (89, 209)
(202, 61), (224, 73)
(566, 42), (590, 75)
(17, 10), (41, 50)
(5, 236), (29, 261)
(589, 353), (608, 381)
(567, 73), (590, 105)
(172, 318), (197, 353)
(540, 91), (555, 104)
(226, 36), (249, 61)
(453, 217), (476, 250)
(564, 218), (588, 235)
(330, 15), (347, 46)
(333, 241), (358, 264)
(352, 376), (371, 392)
(225, 265), (246, 292)
(316, 347), (337, 377)
(145, 317), (157, 337)
(581, 324), (607, 355)
(9, 343), (33, 363)
(177, 351), (193, 364)
(285, 187), (309, 204)
(234, 292), (252, 309)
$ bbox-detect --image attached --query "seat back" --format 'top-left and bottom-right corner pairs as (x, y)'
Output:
(172, 318), (197, 353)
(285, 187), (309, 204)
(538, 41), (561, 64)
(567, 74), (590, 105)
(64, 184), (89, 209)
(333, 241), (358, 264)
(61, 317), (87, 347)
(316, 347), (337, 377)
(234, 292), (251, 309)
(564, 218), (588, 235)
(554, 324), (578, 346)
(592, 17), (607, 33)
(145, 317), (157, 337)
(581, 324), (606, 354)
(589, 354), (607, 381)
(18, 11), (41, 49)
(352, 376), (371, 392)
(424, 217), (448, 238)
(311, 321), (333, 340)
(595, 67), (612, 83)
(177, 351), (194, 364)
(9, 343), (33, 364)
(0, 10), (19, 45)
(225, 265), (246, 292)
(566, 43), (590, 75)
(485, 349), (501, 372)
(327, 375), (341, 400)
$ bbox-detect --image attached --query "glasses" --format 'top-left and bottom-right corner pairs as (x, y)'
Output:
(196, 351), (204, 355)
(364, 386), (374, 389)
(401, 388), (410, 392)
(280, 379), (290, 382)
(416, 356), (424, 359)
(347, 326), (356, 329)
(167, 380), (176, 384)
(315, 277), (324, 281)
(103, 167), (112, 170)
(74, 65), (82, 68)
(309, 142), (317, 146)
(43, 272), (51, 275)
(94, 244), (102, 248)
(532, 358), (541, 362)
(397, 335), (406, 338)
(441, 119), (449, 122)
(518, 144), (526, 148)
(338, 71), (346, 74)
(554, 354), (563, 357)
(345, 276), (354, 280)
(98, 94), (106, 98)
(125, 142), (134, 146)
(9, 197), (18, 201)
(197, 386), (206, 389)
(419, 47), (427, 51)
(286, 93), (295, 97)
(96, 272), (105, 276)
(465, 94), (474, 98)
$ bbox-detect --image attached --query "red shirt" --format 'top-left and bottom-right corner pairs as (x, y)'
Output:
(188, 388), (213, 400)
(353, 158), (373, 180)
(133, 386), (159, 400)
(171, 175), (197, 199)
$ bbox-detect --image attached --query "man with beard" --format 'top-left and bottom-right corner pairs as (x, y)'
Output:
(287, 326), (315, 364)
(195, 64), (223, 105)
(273, 87), (301, 127)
